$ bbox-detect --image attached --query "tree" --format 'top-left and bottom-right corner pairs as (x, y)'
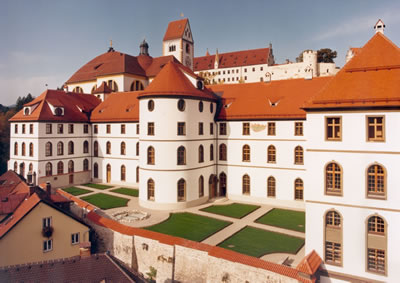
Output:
(15, 93), (34, 112)
(296, 48), (337, 63)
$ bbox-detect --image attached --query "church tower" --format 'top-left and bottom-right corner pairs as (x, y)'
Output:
(162, 18), (194, 70)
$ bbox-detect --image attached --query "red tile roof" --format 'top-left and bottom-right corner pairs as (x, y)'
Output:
(194, 48), (271, 71)
(209, 77), (332, 121)
(139, 61), (218, 101)
(304, 33), (400, 109)
(90, 91), (140, 122)
(296, 250), (322, 275)
(92, 81), (112, 94)
(9, 89), (101, 122)
(163, 18), (189, 41)
(0, 193), (40, 238)
(0, 171), (30, 215)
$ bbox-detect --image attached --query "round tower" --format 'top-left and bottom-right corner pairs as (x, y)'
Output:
(137, 61), (218, 210)
(302, 50), (318, 77)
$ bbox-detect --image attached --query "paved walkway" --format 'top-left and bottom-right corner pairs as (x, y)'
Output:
(62, 184), (306, 266)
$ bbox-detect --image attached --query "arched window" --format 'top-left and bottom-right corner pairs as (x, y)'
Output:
(242, 144), (250, 162)
(57, 142), (64, 155)
(29, 143), (33, 157)
(136, 142), (139, 156)
(91, 85), (97, 94)
(68, 141), (74, 155)
(325, 210), (342, 266)
(121, 142), (126, 155)
(106, 141), (111, 154)
(177, 179), (186, 201)
(367, 164), (385, 198)
(267, 145), (276, 163)
(294, 146), (303, 164)
(21, 142), (26, 156)
(148, 100), (154, 111)
(107, 80), (118, 92)
(242, 174), (250, 195)
(136, 166), (139, 183)
(219, 172), (227, 196)
(326, 162), (342, 195)
(294, 178), (303, 200)
(83, 159), (89, 171)
(83, 140), (89, 153)
(19, 162), (25, 177)
(199, 175), (204, 197)
(147, 146), (155, 165)
(198, 145), (204, 163)
(28, 163), (33, 173)
(210, 144), (214, 161)
(57, 161), (64, 174)
(366, 215), (386, 274)
(68, 160), (74, 173)
(94, 141), (99, 157)
(93, 163), (98, 178)
(121, 165), (126, 181)
(267, 176), (276, 197)
(219, 144), (227, 161)
(148, 179), (155, 200)
(177, 146), (186, 165)
(14, 161), (17, 172)
(45, 142), (52, 156)
(177, 99), (185, 111)
(45, 162), (52, 176)
(14, 142), (18, 155)
(199, 101), (204, 112)
(72, 86), (83, 93)
(130, 80), (144, 91)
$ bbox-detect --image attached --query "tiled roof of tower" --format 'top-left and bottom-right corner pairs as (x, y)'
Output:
(91, 91), (140, 122)
(9, 89), (101, 122)
(304, 32), (400, 109)
(139, 61), (218, 101)
(296, 250), (322, 275)
(194, 48), (271, 71)
(93, 81), (112, 94)
(163, 18), (188, 41)
(209, 77), (332, 121)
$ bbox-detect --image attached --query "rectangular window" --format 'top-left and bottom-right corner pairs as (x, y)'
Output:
(244, 68), (247, 73)
(260, 67), (263, 71)
(252, 67), (255, 72)
(367, 248), (385, 274)
(199, 122), (203, 135)
(121, 124), (126, 134)
(94, 125), (98, 134)
(136, 124), (139, 135)
(325, 241), (341, 265)
(268, 122), (276, 136)
(367, 116), (384, 141)
(57, 124), (63, 134)
(177, 122), (186, 136)
(43, 239), (53, 252)
(68, 124), (74, 134)
(83, 124), (89, 134)
(295, 122), (303, 136)
(326, 117), (341, 141)
(29, 124), (33, 134)
(42, 217), (51, 228)
(148, 122), (155, 136)
(219, 123), (227, 135)
(15, 124), (18, 134)
(210, 123), (214, 135)
(22, 124), (26, 134)
(106, 124), (111, 134)
(71, 233), (80, 245)
(243, 122), (250, 135)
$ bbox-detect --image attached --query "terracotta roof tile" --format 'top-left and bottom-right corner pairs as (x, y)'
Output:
(92, 81), (112, 94)
(194, 48), (271, 71)
(163, 18), (189, 41)
(0, 193), (40, 238)
(209, 77), (332, 120)
(139, 61), (217, 101)
(9, 89), (101, 122)
(305, 33), (400, 109)
(296, 250), (322, 275)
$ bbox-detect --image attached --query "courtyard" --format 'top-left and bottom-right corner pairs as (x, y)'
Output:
(61, 183), (306, 266)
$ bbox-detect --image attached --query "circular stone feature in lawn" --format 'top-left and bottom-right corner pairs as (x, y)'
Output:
(112, 210), (149, 223)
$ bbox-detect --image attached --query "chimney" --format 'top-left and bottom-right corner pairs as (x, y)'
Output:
(46, 182), (52, 195)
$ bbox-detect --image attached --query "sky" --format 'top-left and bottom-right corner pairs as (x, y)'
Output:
(1, 0), (400, 106)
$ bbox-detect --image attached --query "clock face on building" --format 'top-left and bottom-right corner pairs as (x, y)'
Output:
(185, 56), (192, 67)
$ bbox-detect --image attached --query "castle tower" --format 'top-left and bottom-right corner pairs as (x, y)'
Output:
(162, 18), (194, 70)
(214, 49), (219, 69)
(302, 50), (318, 78)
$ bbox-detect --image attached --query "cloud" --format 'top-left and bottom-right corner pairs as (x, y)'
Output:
(0, 75), (66, 106)
(314, 9), (400, 41)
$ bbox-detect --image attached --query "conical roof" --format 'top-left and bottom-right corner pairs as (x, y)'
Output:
(138, 61), (217, 101)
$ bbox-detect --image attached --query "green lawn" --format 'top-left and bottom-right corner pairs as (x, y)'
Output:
(82, 183), (113, 190)
(81, 193), (130, 210)
(110, 187), (139, 197)
(200, 203), (260, 219)
(218, 226), (304, 257)
(255, 208), (305, 232)
(144, 212), (231, 242)
(61, 186), (92, 196)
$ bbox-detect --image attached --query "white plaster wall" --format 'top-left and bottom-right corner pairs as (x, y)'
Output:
(163, 39), (182, 62)
(66, 81), (96, 94)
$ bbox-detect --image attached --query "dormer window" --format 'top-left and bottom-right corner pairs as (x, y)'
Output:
(23, 107), (30, 116)
(54, 107), (64, 116)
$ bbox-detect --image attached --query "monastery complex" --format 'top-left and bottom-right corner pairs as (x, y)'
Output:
(5, 18), (400, 282)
